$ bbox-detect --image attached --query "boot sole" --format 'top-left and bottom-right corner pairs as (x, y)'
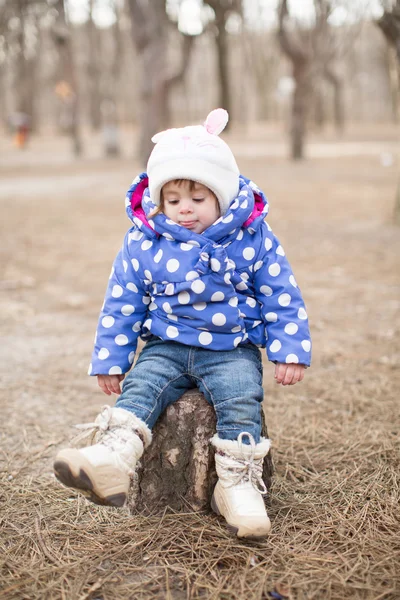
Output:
(211, 492), (270, 540)
(54, 459), (127, 508)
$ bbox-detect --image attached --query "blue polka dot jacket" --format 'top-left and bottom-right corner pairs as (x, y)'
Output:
(89, 173), (312, 376)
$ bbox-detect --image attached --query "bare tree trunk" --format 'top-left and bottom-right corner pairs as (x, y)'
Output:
(127, 0), (195, 165)
(324, 66), (345, 133)
(87, 0), (102, 131)
(52, 0), (82, 156)
(131, 390), (273, 513)
(278, 0), (312, 160)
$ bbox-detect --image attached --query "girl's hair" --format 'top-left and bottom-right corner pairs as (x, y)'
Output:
(148, 179), (214, 218)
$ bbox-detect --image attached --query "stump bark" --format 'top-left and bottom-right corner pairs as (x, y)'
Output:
(130, 390), (273, 513)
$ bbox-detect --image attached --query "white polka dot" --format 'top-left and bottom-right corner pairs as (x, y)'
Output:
(122, 260), (128, 273)
(243, 247), (255, 261)
(163, 233), (174, 241)
(222, 213), (234, 223)
(233, 336), (242, 347)
(278, 293), (291, 307)
(254, 261), (263, 272)
(236, 230), (244, 241)
(264, 238), (272, 251)
(115, 334), (128, 346)
(168, 314), (178, 321)
(193, 302), (206, 311)
(178, 291), (190, 304)
(186, 271), (199, 280)
(180, 243), (193, 251)
(165, 219), (176, 225)
(302, 340), (311, 352)
(127, 282), (138, 293)
(276, 245), (285, 256)
(231, 325), (241, 333)
(228, 296), (238, 307)
(141, 240), (152, 251)
(246, 297), (257, 308)
(142, 296), (151, 305)
(268, 263), (281, 277)
(191, 280), (205, 294)
(154, 249), (163, 263)
(265, 312), (278, 322)
(166, 326), (179, 339)
(88, 363), (92, 375)
(143, 318), (152, 330)
(98, 348), (109, 360)
(269, 340), (281, 353)
(211, 258), (221, 272)
(240, 272), (249, 281)
(129, 230), (144, 241)
(252, 320), (262, 328)
(260, 285), (273, 296)
(128, 351), (135, 364)
(102, 316), (115, 328)
(148, 220), (155, 229)
(224, 273), (231, 284)
(236, 281), (247, 291)
(167, 259), (180, 273)
(165, 283), (174, 295)
(289, 275), (297, 288)
(109, 366), (122, 375)
(212, 313), (226, 326)
(286, 354), (299, 363)
(163, 302), (172, 314)
(132, 321), (141, 332)
(144, 269), (152, 282)
(240, 199), (248, 209)
(199, 331), (213, 345)
(148, 302), (157, 311)
(121, 304), (135, 316)
(112, 285), (123, 298)
(298, 307), (308, 320)
(131, 259), (139, 271)
(211, 291), (225, 302)
(284, 322), (298, 335)
(187, 240), (200, 247)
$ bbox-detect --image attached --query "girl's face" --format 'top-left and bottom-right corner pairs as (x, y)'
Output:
(161, 180), (220, 234)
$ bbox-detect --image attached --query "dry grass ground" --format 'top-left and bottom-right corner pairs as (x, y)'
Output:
(0, 124), (399, 599)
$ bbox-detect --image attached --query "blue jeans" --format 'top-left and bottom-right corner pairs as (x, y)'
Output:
(115, 337), (264, 443)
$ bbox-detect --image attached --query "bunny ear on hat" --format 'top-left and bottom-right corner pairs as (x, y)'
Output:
(204, 108), (229, 136)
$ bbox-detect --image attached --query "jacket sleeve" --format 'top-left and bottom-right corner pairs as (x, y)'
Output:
(89, 230), (149, 376)
(253, 223), (312, 366)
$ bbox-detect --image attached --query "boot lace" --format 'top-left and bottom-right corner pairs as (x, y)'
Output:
(220, 432), (268, 495)
(71, 406), (136, 475)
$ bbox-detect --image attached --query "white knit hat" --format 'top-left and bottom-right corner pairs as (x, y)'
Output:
(146, 109), (240, 215)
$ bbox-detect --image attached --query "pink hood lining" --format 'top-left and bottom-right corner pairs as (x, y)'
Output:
(129, 176), (264, 230)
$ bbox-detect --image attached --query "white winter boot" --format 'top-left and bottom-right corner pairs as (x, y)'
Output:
(211, 432), (271, 539)
(54, 406), (152, 507)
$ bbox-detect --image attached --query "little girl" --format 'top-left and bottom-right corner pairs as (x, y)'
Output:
(54, 109), (311, 540)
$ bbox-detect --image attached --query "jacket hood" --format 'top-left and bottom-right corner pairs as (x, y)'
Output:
(125, 172), (269, 245)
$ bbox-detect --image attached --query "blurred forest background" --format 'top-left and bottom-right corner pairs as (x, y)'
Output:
(1, 0), (399, 163)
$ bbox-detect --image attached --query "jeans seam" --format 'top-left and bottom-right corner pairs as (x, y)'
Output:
(146, 373), (192, 422)
(191, 374), (215, 405)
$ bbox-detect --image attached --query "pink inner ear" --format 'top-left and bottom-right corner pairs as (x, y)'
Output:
(204, 108), (228, 135)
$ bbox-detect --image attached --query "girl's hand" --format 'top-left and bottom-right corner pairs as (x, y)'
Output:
(274, 363), (305, 386)
(97, 374), (125, 396)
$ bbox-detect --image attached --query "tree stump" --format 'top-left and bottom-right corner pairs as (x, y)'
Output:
(130, 390), (273, 514)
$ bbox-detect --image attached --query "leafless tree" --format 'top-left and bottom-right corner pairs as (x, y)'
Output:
(127, 0), (196, 165)
(86, 0), (102, 131)
(376, 0), (400, 224)
(278, 0), (313, 159)
(204, 0), (242, 128)
(52, 0), (82, 155)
